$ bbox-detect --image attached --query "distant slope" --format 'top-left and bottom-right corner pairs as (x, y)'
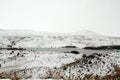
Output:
(0, 29), (119, 48)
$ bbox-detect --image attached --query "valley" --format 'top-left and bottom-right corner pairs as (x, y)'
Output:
(0, 30), (120, 80)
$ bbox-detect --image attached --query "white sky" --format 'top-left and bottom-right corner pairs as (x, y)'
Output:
(0, 0), (120, 36)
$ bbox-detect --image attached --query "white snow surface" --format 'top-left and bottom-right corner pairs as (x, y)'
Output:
(0, 29), (119, 48)
(0, 29), (120, 79)
(0, 50), (83, 70)
(0, 50), (120, 79)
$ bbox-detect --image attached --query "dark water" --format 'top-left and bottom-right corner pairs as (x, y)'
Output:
(26, 48), (120, 55)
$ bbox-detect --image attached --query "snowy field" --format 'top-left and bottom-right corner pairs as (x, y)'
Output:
(0, 48), (120, 80)
(0, 30), (120, 80)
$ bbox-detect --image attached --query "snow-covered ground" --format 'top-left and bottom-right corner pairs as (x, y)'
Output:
(0, 49), (120, 79)
(0, 29), (120, 79)
(0, 29), (120, 48)
(0, 50), (83, 71)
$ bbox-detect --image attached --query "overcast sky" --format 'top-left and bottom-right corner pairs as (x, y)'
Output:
(0, 0), (120, 36)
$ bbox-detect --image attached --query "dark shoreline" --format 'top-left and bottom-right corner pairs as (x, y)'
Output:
(84, 45), (120, 50)
(0, 48), (26, 50)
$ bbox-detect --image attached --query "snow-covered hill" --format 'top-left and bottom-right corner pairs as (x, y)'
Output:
(0, 29), (120, 80)
(0, 29), (119, 48)
(0, 50), (120, 79)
